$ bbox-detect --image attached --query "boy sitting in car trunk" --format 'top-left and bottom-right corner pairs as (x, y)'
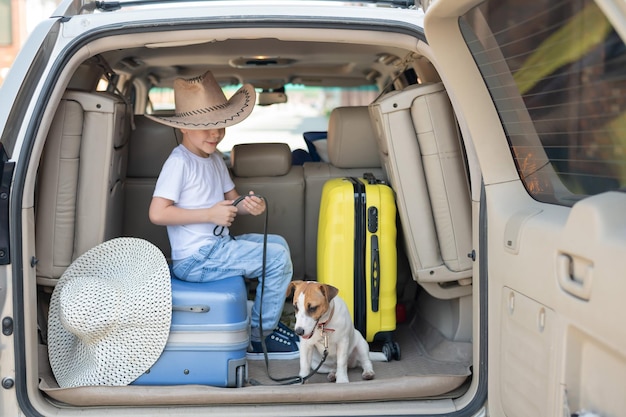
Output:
(148, 70), (299, 359)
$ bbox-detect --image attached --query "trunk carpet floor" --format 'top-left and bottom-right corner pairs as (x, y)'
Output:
(39, 315), (472, 406)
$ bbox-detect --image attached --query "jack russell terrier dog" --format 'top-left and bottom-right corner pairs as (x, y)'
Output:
(287, 280), (375, 383)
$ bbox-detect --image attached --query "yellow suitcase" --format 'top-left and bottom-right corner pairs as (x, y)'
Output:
(317, 174), (399, 360)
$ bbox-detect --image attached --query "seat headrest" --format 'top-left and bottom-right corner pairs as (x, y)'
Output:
(231, 143), (292, 177)
(327, 106), (381, 169)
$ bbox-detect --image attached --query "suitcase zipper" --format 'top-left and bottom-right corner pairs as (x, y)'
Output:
(347, 177), (367, 337)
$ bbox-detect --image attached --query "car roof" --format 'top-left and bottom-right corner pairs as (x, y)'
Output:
(50, 0), (425, 91)
(55, 0), (419, 16)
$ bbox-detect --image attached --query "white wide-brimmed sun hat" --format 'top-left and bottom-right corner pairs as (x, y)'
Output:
(146, 70), (256, 130)
(47, 237), (172, 388)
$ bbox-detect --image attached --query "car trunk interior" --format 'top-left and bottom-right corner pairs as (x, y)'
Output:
(27, 25), (476, 407)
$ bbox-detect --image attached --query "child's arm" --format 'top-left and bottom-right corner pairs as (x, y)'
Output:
(149, 196), (237, 226)
(225, 189), (266, 216)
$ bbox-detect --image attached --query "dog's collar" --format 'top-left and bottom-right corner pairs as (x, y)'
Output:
(316, 304), (335, 334)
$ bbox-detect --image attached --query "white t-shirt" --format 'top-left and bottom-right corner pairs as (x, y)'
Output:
(153, 145), (235, 260)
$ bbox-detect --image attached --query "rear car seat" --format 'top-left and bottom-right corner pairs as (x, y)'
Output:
(122, 115), (181, 258)
(302, 106), (385, 280)
(123, 119), (306, 279)
(369, 82), (472, 299)
(36, 90), (130, 286)
(229, 142), (305, 280)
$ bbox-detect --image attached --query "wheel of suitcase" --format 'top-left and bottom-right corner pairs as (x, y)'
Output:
(382, 341), (401, 361)
(392, 341), (401, 361)
(382, 342), (392, 361)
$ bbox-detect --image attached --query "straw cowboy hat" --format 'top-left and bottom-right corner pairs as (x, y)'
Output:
(146, 70), (256, 129)
(47, 237), (172, 388)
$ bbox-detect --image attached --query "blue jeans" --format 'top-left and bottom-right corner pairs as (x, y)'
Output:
(172, 234), (292, 342)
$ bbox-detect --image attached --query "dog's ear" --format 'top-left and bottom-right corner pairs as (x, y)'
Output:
(322, 284), (339, 301)
(286, 280), (301, 298)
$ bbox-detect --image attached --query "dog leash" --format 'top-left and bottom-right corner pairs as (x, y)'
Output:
(251, 305), (334, 385)
(213, 195), (247, 236)
(242, 194), (329, 386)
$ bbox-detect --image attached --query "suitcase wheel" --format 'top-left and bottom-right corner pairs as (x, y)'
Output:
(392, 342), (401, 361)
(382, 341), (401, 361)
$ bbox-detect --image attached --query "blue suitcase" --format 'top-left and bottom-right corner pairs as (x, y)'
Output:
(133, 276), (249, 387)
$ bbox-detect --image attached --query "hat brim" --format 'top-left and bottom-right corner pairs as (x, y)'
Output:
(48, 238), (172, 388)
(145, 84), (256, 130)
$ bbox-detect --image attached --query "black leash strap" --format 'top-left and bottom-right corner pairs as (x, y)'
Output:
(243, 194), (328, 386)
(249, 348), (328, 386)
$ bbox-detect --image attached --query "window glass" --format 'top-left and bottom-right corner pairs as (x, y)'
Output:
(148, 87), (175, 112)
(461, 0), (626, 205)
(96, 78), (109, 92)
(148, 84), (378, 154)
(0, 0), (11, 45)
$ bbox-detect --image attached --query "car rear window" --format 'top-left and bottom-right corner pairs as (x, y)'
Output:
(148, 84), (378, 155)
(461, 0), (626, 205)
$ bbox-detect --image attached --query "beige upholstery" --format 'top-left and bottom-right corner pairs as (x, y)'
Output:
(229, 143), (305, 279)
(302, 106), (385, 280)
(231, 143), (292, 177)
(122, 115), (181, 257)
(36, 91), (130, 285)
(369, 83), (472, 299)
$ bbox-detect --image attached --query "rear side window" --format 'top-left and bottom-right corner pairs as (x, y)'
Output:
(461, 0), (626, 205)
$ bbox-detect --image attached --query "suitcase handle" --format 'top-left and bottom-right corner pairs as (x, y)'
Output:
(363, 172), (388, 186)
(172, 305), (210, 313)
(371, 235), (380, 312)
(363, 172), (377, 184)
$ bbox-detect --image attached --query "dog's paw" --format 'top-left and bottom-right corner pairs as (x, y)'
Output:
(333, 371), (349, 383)
(327, 372), (336, 383)
(362, 370), (375, 380)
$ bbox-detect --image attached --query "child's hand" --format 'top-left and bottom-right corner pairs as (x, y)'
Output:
(241, 191), (266, 216)
(211, 200), (238, 226)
